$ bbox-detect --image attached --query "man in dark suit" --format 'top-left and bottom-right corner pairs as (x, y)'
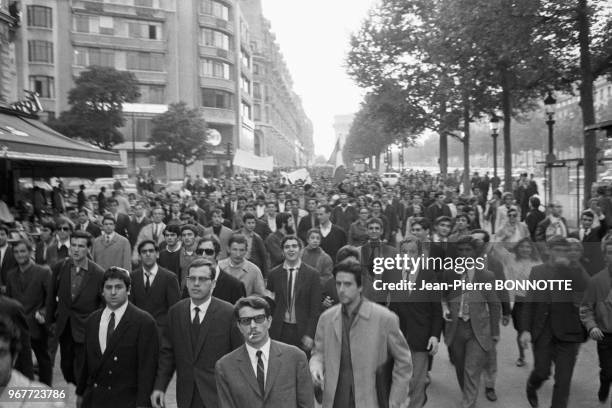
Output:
(244, 203), (271, 241)
(569, 209), (608, 275)
(216, 295), (314, 408)
(127, 202), (150, 249)
(76, 267), (159, 408)
(239, 213), (268, 277)
(35, 221), (58, 266)
(0, 224), (16, 287)
(389, 237), (443, 408)
(75, 208), (101, 239)
(152, 258), (243, 408)
(158, 224), (182, 279)
(5, 240), (52, 386)
(424, 192), (452, 226)
(267, 235), (320, 352)
(520, 237), (589, 408)
(130, 240), (180, 334)
(359, 217), (397, 302)
(107, 198), (130, 239)
(297, 198), (319, 244)
(330, 193), (357, 233)
(196, 236), (246, 305)
(316, 205), (347, 262)
(46, 230), (105, 385)
(442, 236), (501, 408)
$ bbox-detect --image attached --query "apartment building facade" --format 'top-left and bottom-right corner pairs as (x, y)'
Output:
(13, 0), (304, 178)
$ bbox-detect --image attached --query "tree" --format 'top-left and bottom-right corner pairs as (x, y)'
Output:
(47, 66), (140, 149)
(148, 102), (208, 176)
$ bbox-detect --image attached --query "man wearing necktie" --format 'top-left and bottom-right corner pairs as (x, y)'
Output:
(216, 295), (314, 408)
(152, 258), (242, 408)
(358, 217), (397, 303)
(76, 267), (159, 408)
(267, 236), (321, 353)
(442, 236), (500, 408)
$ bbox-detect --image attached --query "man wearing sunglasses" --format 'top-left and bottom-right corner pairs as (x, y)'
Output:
(195, 235), (246, 305)
(129, 240), (180, 334)
(152, 258), (242, 408)
(216, 295), (314, 408)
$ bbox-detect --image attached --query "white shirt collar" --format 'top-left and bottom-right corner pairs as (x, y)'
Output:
(57, 239), (70, 249)
(283, 261), (301, 271)
(143, 263), (158, 277)
(102, 301), (129, 327)
(245, 337), (271, 378)
(190, 297), (212, 320)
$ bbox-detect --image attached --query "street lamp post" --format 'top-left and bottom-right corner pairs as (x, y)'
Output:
(489, 115), (500, 179)
(544, 91), (557, 204)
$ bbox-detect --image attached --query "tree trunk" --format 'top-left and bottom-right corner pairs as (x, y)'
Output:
(577, 0), (596, 205)
(462, 96), (471, 195)
(439, 133), (448, 178)
(501, 66), (513, 192)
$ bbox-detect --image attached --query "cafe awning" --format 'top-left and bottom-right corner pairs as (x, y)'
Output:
(0, 110), (122, 177)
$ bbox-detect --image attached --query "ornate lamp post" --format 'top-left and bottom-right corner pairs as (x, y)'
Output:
(489, 115), (500, 179)
(544, 91), (557, 203)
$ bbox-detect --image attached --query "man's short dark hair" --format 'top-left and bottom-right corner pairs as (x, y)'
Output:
(41, 221), (56, 232)
(103, 267), (132, 291)
(318, 204), (332, 214)
(455, 213), (470, 223)
(281, 235), (302, 250)
(306, 228), (321, 239)
(455, 236), (478, 250)
(137, 240), (158, 254)
(335, 245), (360, 263)
(275, 212), (292, 230)
(186, 257), (215, 278)
(107, 198), (118, 206)
(410, 217), (430, 230)
(243, 212), (256, 223)
(366, 217), (383, 228)
(77, 208), (88, 216)
(470, 229), (490, 243)
(581, 209), (595, 219)
(233, 295), (272, 319)
(71, 230), (92, 247)
(102, 215), (115, 224)
(0, 314), (21, 359)
(164, 224), (181, 236)
(12, 239), (33, 253)
(180, 224), (197, 235)
(529, 196), (540, 209)
(332, 259), (362, 287)
(228, 233), (248, 248)
(434, 216), (452, 226)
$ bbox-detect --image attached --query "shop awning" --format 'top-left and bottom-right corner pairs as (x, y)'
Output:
(233, 148), (274, 172)
(0, 111), (122, 177)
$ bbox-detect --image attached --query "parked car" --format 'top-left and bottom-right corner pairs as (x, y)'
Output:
(381, 172), (400, 186)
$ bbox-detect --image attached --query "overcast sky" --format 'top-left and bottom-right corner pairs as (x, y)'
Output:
(261, 0), (376, 159)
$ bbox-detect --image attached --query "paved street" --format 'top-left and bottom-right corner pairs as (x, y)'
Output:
(48, 322), (601, 408)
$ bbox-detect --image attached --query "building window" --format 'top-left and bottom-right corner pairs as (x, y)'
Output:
(28, 41), (53, 63)
(200, 0), (230, 21)
(89, 48), (115, 67)
(253, 63), (259, 75)
(200, 59), (231, 79)
(127, 52), (164, 71)
(201, 88), (233, 109)
(29, 76), (55, 98)
(254, 104), (261, 121)
(139, 84), (165, 104)
(135, 0), (154, 7)
(241, 50), (250, 68)
(27, 6), (52, 28)
(128, 21), (161, 39)
(241, 76), (250, 95)
(200, 28), (230, 51)
(242, 102), (251, 120)
(253, 82), (261, 99)
(74, 15), (91, 32)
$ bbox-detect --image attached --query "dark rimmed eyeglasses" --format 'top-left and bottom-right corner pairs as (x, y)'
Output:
(195, 248), (216, 256)
(237, 314), (267, 326)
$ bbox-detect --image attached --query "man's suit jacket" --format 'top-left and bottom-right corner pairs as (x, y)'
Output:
(319, 225), (347, 262)
(76, 223), (101, 239)
(213, 270), (246, 306)
(34, 240), (62, 267)
(0, 245), (16, 285)
(569, 222), (608, 275)
(520, 263), (589, 343)
(331, 205), (358, 233)
(5, 263), (50, 340)
(154, 297), (243, 408)
(534, 216), (568, 242)
(297, 213), (318, 243)
(92, 234), (131, 272)
(443, 268), (501, 352)
(265, 231), (285, 270)
(0, 295), (33, 379)
(424, 203), (451, 225)
(267, 263), (321, 341)
(216, 340), (314, 408)
(76, 303), (159, 408)
(46, 259), (105, 343)
(129, 266), (180, 330)
(388, 267), (443, 352)
(254, 219), (272, 241)
(310, 299), (412, 408)
(359, 241), (397, 302)
(112, 213), (131, 239)
(246, 232), (268, 278)
(127, 216), (150, 248)
(204, 226), (233, 259)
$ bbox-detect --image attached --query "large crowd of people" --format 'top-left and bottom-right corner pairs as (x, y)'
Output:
(0, 168), (611, 408)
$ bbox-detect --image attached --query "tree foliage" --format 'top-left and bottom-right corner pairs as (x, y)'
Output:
(147, 102), (208, 174)
(47, 66), (140, 149)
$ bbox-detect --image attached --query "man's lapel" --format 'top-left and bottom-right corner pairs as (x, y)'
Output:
(103, 305), (133, 358)
(236, 345), (261, 397)
(264, 341), (282, 400)
(194, 299), (217, 358)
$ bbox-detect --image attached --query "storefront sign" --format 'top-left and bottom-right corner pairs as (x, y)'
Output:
(10, 90), (43, 115)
